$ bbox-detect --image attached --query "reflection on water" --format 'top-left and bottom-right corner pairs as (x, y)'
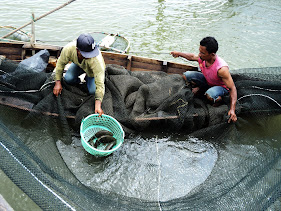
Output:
(57, 136), (217, 201)
(0, 169), (41, 211)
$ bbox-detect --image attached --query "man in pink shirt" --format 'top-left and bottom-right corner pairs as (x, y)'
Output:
(171, 36), (237, 123)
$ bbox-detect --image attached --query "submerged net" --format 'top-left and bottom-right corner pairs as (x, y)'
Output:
(0, 50), (280, 210)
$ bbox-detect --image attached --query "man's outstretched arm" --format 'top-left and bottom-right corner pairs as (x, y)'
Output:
(170, 51), (199, 61)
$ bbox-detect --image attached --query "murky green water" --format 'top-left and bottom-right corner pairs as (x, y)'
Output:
(0, 0), (281, 210)
(1, 0), (281, 69)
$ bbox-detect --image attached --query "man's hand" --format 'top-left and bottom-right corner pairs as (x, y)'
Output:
(170, 51), (180, 58)
(218, 67), (238, 124)
(53, 80), (62, 97)
(95, 100), (104, 117)
(228, 109), (237, 123)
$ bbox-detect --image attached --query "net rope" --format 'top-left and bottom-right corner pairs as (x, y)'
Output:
(155, 136), (163, 211)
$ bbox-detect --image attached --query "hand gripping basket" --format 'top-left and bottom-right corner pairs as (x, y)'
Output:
(80, 114), (124, 157)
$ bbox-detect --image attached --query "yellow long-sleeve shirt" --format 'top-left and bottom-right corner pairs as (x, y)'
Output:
(54, 41), (106, 102)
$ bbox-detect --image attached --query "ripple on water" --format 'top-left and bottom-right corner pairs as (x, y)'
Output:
(57, 135), (217, 201)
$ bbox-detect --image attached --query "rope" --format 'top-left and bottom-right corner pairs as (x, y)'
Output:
(251, 86), (281, 92)
(238, 94), (281, 108)
(0, 81), (54, 93)
(155, 136), (163, 211)
(31, 15), (36, 22)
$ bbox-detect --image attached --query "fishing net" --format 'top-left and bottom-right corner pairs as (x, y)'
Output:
(0, 50), (280, 210)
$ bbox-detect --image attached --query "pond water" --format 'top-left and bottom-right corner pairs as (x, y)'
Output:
(1, 0), (281, 69)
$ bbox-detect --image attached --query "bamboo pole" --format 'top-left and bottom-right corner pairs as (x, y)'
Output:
(31, 12), (35, 47)
(135, 116), (179, 121)
(1, 0), (76, 39)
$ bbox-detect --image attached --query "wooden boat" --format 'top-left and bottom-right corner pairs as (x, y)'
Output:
(89, 32), (130, 53)
(0, 40), (197, 73)
(0, 26), (31, 42)
(0, 40), (197, 121)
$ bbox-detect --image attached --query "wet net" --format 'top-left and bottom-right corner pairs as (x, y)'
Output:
(0, 50), (280, 210)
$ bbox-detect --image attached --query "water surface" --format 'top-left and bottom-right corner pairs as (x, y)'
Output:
(1, 0), (280, 69)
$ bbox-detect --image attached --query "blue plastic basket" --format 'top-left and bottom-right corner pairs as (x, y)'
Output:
(80, 114), (124, 157)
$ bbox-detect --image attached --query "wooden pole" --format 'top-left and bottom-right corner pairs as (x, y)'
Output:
(31, 12), (35, 47)
(135, 116), (179, 121)
(1, 0), (76, 39)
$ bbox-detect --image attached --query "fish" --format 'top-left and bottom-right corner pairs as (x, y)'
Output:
(91, 141), (97, 148)
(88, 131), (117, 149)
(98, 135), (116, 144)
(95, 130), (113, 138)
(105, 140), (117, 151)
(88, 135), (96, 144)
(93, 140), (100, 148)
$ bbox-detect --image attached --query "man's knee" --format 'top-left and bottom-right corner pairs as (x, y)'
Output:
(64, 74), (80, 84)
(88, 88), (96, 95)
(206, 93), (222, 103)
(86, 77), (96, 95)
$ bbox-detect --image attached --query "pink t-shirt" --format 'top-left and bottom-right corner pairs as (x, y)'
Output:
(198, 56), (228, 89)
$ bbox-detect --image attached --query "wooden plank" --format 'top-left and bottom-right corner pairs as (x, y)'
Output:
(130, 67), (156, 72)
(23, 43), (62, 59)
(102, 51), (128, 60)
(0, 96), (34, 109)
(135, 116), (179, 121)
(0, 53), (21, 61)
(0, 42), (24, 48)
(132, 55), (163, 65)
(168, 61), (192, 69)
(104, 58), (127, 67)
(166, 67), (186, 75)
(135, 113), (199, 121)
(23, 43), (62, 51)
(0, 95), (75, 119)
(0, 46), (22, 56)
(102, 52), (128, 67)
(131, 60), (162, 71)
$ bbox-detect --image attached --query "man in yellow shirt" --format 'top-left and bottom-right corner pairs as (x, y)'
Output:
(53, 33), (106, 116)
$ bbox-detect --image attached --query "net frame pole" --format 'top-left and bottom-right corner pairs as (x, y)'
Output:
(31, 13), (35, 47)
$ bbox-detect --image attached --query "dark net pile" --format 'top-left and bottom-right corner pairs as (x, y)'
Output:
(0, 50), (280, 210)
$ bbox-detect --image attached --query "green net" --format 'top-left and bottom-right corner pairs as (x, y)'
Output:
(0, 50), (280, 210)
